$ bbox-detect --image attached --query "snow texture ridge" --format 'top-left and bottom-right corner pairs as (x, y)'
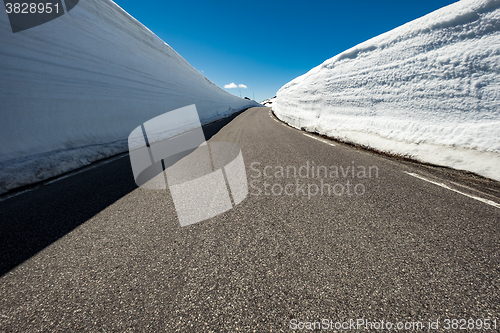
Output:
(0, 0), (259, 195)
(273, 0), (500, 181)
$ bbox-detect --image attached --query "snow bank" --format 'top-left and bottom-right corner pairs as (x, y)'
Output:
(273, 0), (500, 181)
(0, 0), (259, 194)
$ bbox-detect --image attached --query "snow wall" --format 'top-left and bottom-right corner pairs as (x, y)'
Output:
(0, 0), (260, 195)
(273, 0), (500, 181)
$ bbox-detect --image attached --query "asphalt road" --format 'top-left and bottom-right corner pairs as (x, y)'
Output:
(1, 107), (499, 332)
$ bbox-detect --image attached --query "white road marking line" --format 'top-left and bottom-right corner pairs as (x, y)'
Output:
(405, 172), (500, 209)
(269, 111), (299, 131)
(303, 133), (335, 146)
(0, 153), (129, 202)
(46, 154), (129, 185)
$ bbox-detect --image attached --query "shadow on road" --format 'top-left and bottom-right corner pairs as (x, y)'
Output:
(0, 108), (248, 276)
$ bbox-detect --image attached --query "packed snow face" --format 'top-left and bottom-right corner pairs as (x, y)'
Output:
(273, 0), (500, 181)
(0, 0), (259, 195)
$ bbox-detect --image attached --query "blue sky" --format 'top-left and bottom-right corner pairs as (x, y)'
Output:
(113, 0), (458, 102)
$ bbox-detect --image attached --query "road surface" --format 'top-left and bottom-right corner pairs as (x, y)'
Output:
(1, 107), (499, 332)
